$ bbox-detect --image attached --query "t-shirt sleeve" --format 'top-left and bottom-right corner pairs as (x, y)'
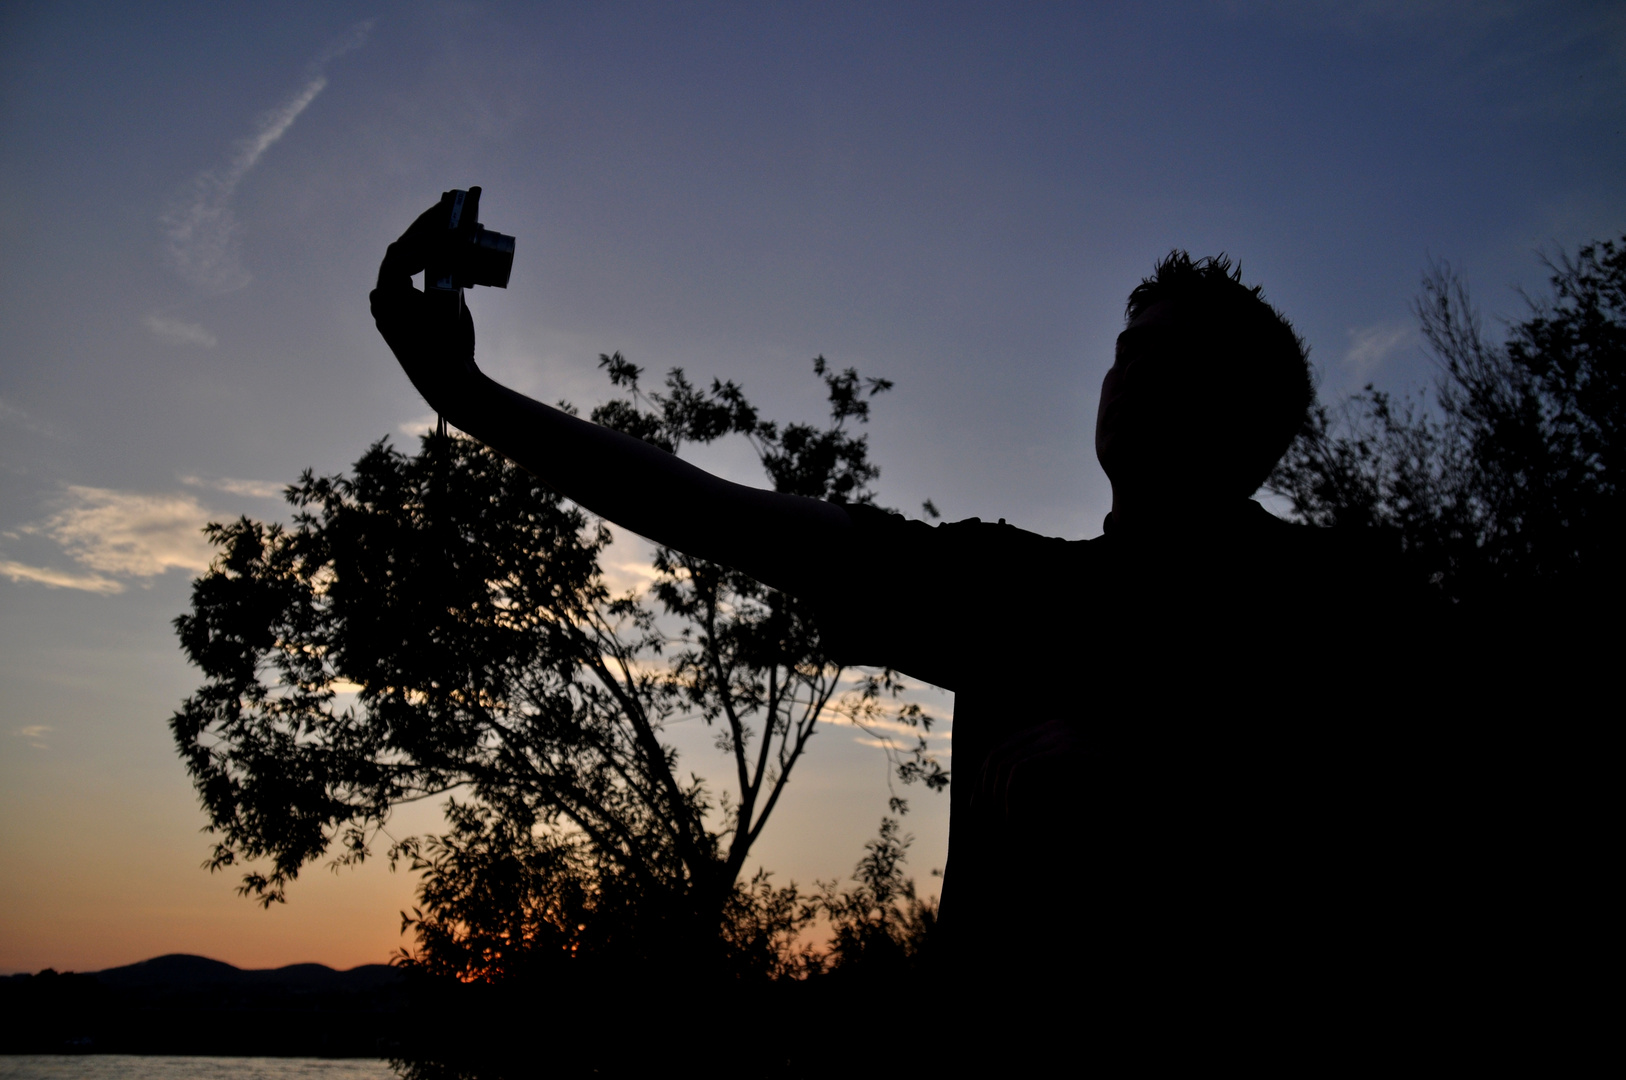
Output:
(810, 504), (1069, 692)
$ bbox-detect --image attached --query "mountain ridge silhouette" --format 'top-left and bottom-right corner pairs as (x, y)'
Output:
(81, 952), (401, 992)
(1, 953), (405, 1056)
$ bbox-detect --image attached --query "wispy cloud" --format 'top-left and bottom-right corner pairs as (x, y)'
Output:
(1, 474), (301, 595)
(162, 79), (325, 291)
(181, 474), (285, 499)
(0, 560), (122, 594)
(308, 20), (375, 70)
(2, 484), (244, 594)
(1345, 322), (1413, 377)
(0, 397), (62, 439)
(31, 486), (213, 578)
(145, 314), (218, 347)
(13, 725), (52, 750)
(0, 398), (35, 427)
(601, 559), (662, 597)
(162, 21), (373, 292)
(400, 416), (467, 439)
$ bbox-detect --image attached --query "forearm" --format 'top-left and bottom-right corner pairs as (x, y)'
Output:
(371, 203), (851, 594)
(431, 369), (852, 594)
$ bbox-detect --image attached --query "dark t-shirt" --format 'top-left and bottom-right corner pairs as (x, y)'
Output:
(809, 500), (1605, 1065)
(813, 499), (1498, 1043)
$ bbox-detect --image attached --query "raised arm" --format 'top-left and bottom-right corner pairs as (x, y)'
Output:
(369, 201), (852, 596)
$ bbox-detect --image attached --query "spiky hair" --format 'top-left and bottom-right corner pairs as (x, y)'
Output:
(1124, 250), (1314, 495)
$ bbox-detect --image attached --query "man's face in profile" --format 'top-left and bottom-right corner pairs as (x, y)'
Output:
(1096, 299), (1207, 493)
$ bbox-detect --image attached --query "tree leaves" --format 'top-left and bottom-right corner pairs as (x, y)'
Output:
(1267, 236), (1625, 611)
(170, 358), (946, 972)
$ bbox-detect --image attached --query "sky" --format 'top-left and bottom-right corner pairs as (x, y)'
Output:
(1, 1), (1622, 974)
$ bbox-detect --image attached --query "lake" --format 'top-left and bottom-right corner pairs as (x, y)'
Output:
(0, 1058), (398, 1079)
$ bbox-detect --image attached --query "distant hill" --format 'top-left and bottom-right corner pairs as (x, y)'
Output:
(0, 953), (406, 1057)
(88, 952), (402, 993)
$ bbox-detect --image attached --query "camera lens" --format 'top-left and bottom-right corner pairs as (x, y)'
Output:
(465, 227), (515, 289)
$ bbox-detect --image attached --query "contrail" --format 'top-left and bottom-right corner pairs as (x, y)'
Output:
(233, 75), (328, 180)
(162, 21), (373, 293)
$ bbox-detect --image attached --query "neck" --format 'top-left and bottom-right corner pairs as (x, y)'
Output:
(1107, 485), (1251, 532)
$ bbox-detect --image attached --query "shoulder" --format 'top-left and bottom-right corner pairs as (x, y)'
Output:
(845, 504), (1081, 562)
(819, 506), (1087, 688)
(846, 503), (1069, 545)
(1242, 502), (1435, 606)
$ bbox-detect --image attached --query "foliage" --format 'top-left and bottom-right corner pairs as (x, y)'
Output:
(814, 817), (938, 978)
(397, 798), (823, 984)
(385, 813), (937, 1079)
(1267, 236), (1625, 610)
(171, 358), (945, 978)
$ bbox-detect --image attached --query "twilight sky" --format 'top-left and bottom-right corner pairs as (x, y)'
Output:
(2, 1), (1622, 974)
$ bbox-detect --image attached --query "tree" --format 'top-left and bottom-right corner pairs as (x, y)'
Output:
(1267, 235), (1624, 618)
(814, 817), (939, 979)
(171, 357), (946, 976)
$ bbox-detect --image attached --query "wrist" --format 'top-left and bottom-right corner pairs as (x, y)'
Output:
(418, 366), (494, 432)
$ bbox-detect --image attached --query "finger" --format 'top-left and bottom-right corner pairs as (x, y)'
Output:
(370, 284), (426, 345)
(457, 300), (476, 359)
(376, 200), (452, 290)
(376, 239), (428, 291)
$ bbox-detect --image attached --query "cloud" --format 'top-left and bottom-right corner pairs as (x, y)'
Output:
(853, 735), (950, 759)
(3, 485), (231, 594)
(181, 474), (285, 499)
(0, 398), (35, 426)
(601, 559), (662, 597)
(1345, 322), (1413, 377)
(145, 314), (218, 348)
(0, 559), (123, 594)
(12, 725), (52, 750)
(161, 21), (373, 292)
(0, 397), (62, 439)
(162, 78), (325, 292)
(308, 20), (375, 71)
(825, 710), (951, 738)
(34, 486), (214, 578)
(400, 416), (468, 440)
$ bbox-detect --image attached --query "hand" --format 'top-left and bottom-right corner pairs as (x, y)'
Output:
(370, 202), (481, 413)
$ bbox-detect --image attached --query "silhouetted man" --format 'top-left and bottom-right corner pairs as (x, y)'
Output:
(373, 207), (1510, 1062)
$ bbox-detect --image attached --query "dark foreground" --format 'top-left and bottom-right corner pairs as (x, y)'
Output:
(0, 954), (926, 1077)
(0, 956), (404, 1059)
(0, 1056), (396, 1079)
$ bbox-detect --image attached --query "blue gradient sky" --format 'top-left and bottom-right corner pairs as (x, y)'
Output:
(2, 1), (1622, 972)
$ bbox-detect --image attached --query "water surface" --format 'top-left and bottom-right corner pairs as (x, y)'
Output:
(0, 1058), (397, 1079)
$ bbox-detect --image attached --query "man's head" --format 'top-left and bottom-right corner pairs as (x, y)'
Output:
(1095, 251), (1312, 509)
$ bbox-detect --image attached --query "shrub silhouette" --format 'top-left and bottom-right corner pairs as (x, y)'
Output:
(172, 358), (946, 988)
(1269, 235), (1625, 618)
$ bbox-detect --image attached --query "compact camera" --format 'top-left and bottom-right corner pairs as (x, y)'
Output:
(424, 186), (515, 314)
